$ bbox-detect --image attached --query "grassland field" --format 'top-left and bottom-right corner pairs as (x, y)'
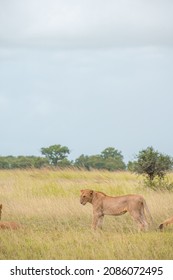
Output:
(0, 169), (173, 260)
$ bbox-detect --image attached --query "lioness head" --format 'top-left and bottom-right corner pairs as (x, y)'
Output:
(0, 204), (2, 220)
(80, 189), (93, 205)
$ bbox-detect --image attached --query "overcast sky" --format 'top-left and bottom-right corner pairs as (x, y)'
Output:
(0, 0), (173, 163)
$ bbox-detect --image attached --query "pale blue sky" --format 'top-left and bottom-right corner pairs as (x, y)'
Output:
(0, 0), (173, 163)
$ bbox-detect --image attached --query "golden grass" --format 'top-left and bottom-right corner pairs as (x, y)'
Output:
(0, 169), (173, 260)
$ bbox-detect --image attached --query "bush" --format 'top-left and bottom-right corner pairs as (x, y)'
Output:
(132, 146), (173, 180)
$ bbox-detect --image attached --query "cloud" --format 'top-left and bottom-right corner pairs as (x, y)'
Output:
(0, 0), (173, 160)
(0, 0), (173, 49)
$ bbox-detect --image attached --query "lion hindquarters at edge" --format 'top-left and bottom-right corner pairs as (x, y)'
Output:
(159, 215), (173, 230)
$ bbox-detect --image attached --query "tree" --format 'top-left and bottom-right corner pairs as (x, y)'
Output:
(101, 147), (126, 171)
(41, 144), (70, 166)
(101, 147), (122, 159)
(132, 146), (173, 181)
(74, 147), (126, 171)
(74, 154), (90, 169)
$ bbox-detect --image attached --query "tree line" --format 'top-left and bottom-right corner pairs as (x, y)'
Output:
(0, 145), (173, 186)
(0, 145), (126, 170)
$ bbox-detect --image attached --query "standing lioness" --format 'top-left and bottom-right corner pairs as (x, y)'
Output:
(80, 189), (152, 230)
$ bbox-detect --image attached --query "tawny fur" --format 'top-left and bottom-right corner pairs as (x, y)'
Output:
(0, 221), (21, 230)
(80, 189), (152, 230)
(159, 215), (173, 230)
(0, 204), (2, 220)
(0, 204), (22, 230)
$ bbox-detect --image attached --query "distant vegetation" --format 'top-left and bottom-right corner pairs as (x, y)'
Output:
(0, 155), (49, 169)
(0, 145), (126, 171)
(0, 144), (173, 181)
(74, 147), (126, 171)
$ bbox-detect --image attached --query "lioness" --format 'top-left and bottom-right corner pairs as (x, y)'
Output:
(80, 189), (152, 230)
(159, 215), (173, 230)
(0, 221), (21, 230)
(0, 204), (2, 220)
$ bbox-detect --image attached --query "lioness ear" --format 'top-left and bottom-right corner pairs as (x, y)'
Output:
(90, 190), (93, 196)
(80, 190), (84, 193)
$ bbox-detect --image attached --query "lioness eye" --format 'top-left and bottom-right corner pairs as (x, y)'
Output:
(83, 195), (86, 198)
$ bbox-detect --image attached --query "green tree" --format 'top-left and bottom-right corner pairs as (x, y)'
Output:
(41, 144), (70, 166)
(87, 155), (104, 170)
(31, 157), (49, 168)
(74, 147), (126, 171)
(132, 147), (173, 185)
(101, 147), (121, 159)
(101, 147), (126, 170)
(74, 154), (90, 169)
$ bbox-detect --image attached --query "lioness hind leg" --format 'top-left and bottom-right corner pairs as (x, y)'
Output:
(135, 217), (148, 231)
(134, 216), (147, 231)
(139, 207), (148, 230)
(130, 210), (148, 231)
(138, 218), (148, 231)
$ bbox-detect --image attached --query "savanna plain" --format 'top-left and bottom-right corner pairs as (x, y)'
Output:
(0, 169), (173, 260)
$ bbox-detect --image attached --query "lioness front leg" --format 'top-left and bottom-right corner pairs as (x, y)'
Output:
(92, 214), (103, 230)
(97, 215), (104, 229)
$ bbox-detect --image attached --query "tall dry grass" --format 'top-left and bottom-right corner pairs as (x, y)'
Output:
(0, 169), (173, 260)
